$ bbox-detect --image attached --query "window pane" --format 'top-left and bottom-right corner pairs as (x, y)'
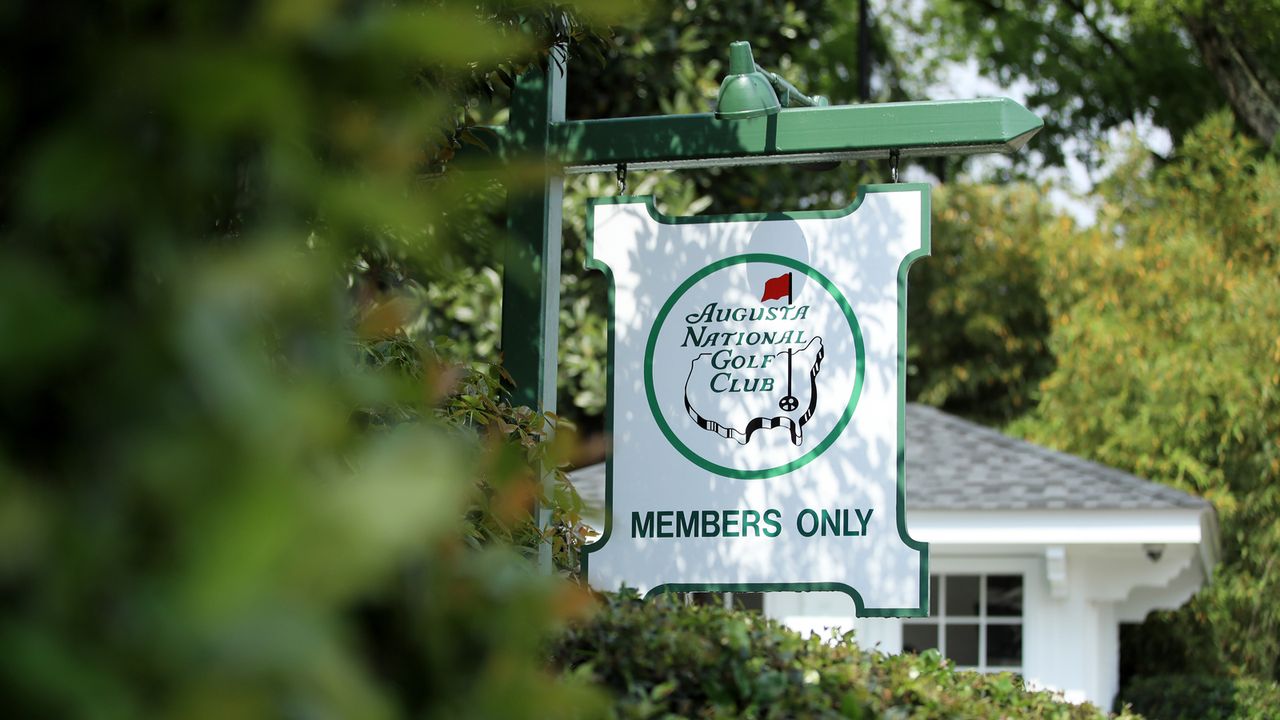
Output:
(986, 576), (1023, 617)
(690, 592), (721, 607)
(929, 575), (939, 615)
(902, 624), (938, 654)
(731, 593), (764, 613)
(946, 575), (981, 616)
(946, 624), (980, 666)
(986, 624), (1023, 667)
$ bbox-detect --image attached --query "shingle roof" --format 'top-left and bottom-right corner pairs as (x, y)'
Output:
(903, 403), (1207, 511)
(570, 404), (1208, 515)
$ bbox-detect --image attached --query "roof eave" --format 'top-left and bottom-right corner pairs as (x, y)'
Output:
(908, 507), (1214, 547)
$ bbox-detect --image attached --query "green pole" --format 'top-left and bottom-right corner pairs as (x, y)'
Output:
(502, 53), (566, 574)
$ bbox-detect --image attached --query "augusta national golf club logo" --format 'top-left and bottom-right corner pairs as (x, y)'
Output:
(644, 254), (865, 479)
(684, 272), (825, 446)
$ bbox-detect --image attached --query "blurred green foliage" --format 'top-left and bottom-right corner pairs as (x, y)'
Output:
(0, 0), (631, 717)
(554, 591), (1144, 719)
(1119, 674), (1280, 720)
(907, 183), (1058, 424)
(1012, 113), (1280, 681)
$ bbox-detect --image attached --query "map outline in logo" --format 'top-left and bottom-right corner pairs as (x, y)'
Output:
(644, 253), (865, 479)
(683, 335), (825, 446)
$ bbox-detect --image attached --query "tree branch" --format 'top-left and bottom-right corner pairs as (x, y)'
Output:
(1183, 8), (1280, 143)
(1058, 0), (1139, 74)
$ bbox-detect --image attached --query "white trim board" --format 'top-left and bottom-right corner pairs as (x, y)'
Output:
(907, 509), (1210, 546)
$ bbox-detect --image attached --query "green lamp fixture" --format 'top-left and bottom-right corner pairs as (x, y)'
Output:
(716, 41), (781, 120)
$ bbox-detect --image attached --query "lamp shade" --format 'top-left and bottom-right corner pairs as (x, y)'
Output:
(716, 42), (781, 120)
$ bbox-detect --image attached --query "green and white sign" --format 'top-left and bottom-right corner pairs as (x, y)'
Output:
(583, 184), (930, 616)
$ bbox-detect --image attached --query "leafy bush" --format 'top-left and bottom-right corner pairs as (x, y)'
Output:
(553, 592), (1140, 719)
(1119, 674), (1280, 720)
(0, 1), (620, 717)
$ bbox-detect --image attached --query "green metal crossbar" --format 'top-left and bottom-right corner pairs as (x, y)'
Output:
(471, 96), (1039, 172)
(551, 98), (1040, 172)
(467, 98), (1041, 173)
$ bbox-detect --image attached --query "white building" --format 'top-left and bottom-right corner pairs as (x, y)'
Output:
(572, 404), (1219, 708)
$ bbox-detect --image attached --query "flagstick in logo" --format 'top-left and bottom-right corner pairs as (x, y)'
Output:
(761, 272), (800, 412)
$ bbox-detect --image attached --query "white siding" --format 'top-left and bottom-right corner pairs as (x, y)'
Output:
(765, 543), (1207, 708)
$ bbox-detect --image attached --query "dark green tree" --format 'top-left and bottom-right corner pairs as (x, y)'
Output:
(914, 0), (1280, 165)
(906, 183), (1058, 424)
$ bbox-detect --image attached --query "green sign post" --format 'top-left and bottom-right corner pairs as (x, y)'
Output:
(496, 41), (1042, 573)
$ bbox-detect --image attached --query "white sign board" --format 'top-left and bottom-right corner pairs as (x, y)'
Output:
(582, 184), (929, 616)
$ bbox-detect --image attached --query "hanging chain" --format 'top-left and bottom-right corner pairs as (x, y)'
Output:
(889, 149), (901, 183)
(616, 163), (628, 194)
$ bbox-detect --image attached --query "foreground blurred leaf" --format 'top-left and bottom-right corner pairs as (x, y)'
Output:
(0, 0), (631, 717)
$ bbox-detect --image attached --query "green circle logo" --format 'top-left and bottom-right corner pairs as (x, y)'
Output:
(644, 253), (864, 479)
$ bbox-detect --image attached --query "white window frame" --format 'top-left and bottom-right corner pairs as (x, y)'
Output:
(902, 572), (1025, 673)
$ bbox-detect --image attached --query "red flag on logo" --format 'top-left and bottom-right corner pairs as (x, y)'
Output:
(760, 272), (792, 304)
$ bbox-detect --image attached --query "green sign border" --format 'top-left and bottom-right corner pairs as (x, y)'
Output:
(582, 183), (930, 618)
(644, 254), (864, 479)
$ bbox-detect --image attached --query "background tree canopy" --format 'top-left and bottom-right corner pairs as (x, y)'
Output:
(909, 0), (1280, 165)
